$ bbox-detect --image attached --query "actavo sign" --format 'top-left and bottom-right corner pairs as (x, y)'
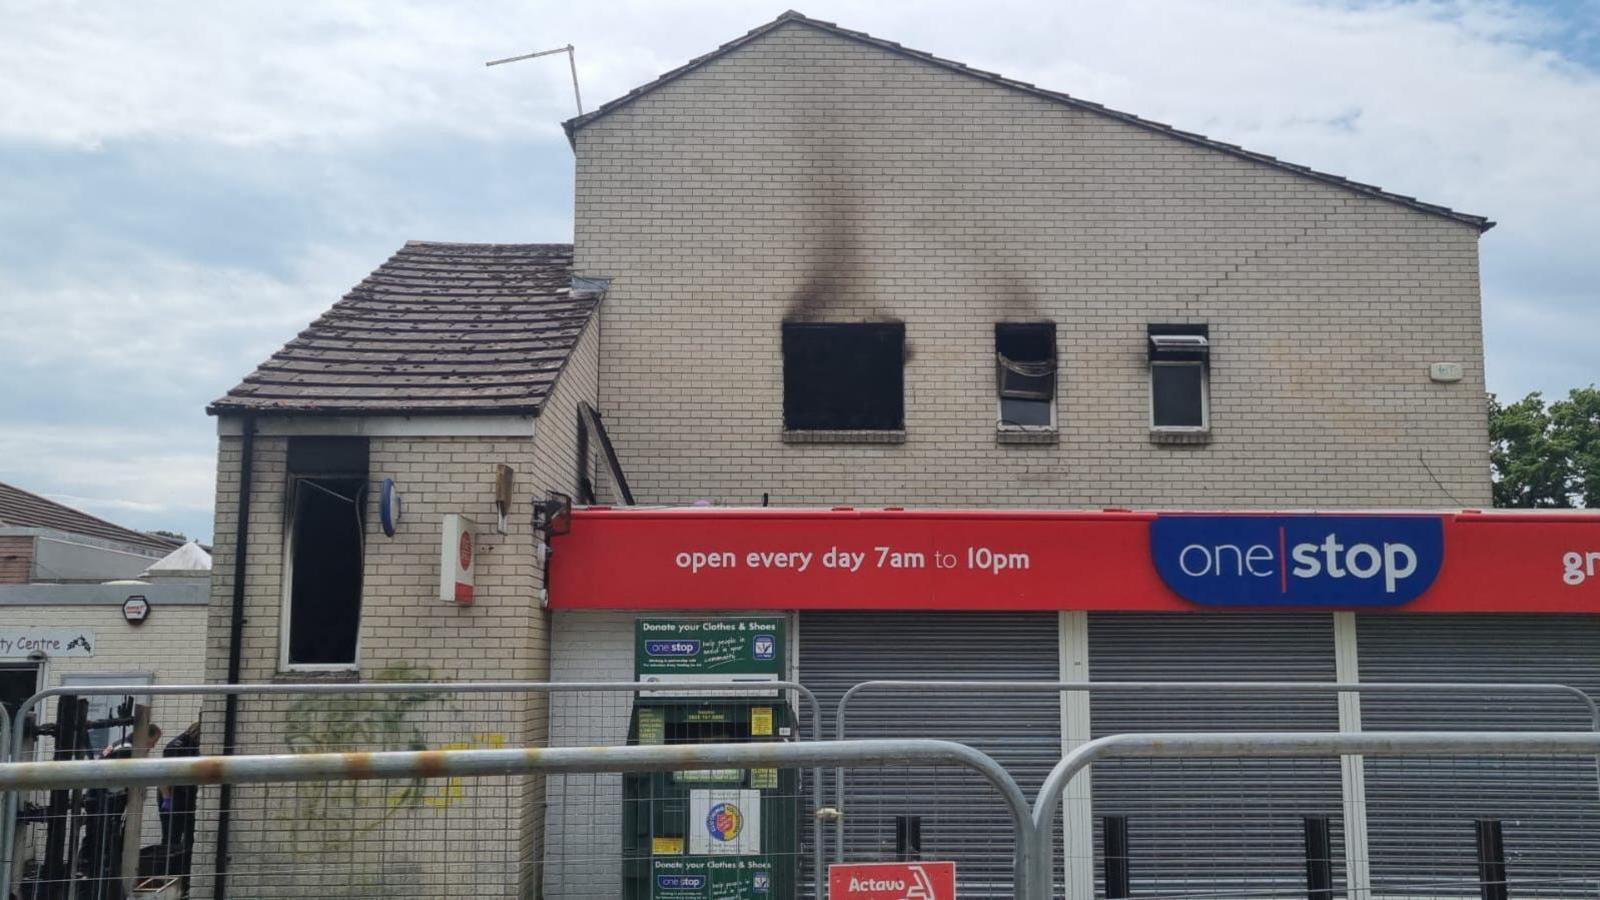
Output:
(1151, 515), (1445, 607)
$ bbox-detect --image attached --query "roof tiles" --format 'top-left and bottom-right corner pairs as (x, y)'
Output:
(209, 241), (597, 416)
(0, 481), (182, 553)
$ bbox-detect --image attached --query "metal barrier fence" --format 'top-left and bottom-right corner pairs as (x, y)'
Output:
(1034, 731), (1600, 900)
(832, 678), (1600, 893)
(1, 680), (824, 900)
(9, 730), (1600, 899)
(0, 738), (1034, 900)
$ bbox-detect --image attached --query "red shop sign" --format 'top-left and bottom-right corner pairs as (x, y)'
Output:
(547, 507), (1600, 614)
(829, 861), (957, 899)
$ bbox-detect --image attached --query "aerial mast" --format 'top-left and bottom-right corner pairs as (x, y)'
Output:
(485, 44), (583, 115)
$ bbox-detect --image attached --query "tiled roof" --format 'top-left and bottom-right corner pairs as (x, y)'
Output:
(0, 481), (182, 553)
(209, 242), (598, 416)
(565, 10), (1492, 232)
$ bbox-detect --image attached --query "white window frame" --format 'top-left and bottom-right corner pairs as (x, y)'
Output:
(996, 392), (1058, 432)
(279, 476), (363, 673)
(1149, 359), (1210, 431)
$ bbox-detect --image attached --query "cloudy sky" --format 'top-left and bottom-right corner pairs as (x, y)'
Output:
(1, 0), (1596, 541)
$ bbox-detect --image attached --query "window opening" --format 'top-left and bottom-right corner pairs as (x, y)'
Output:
(996, 322), (1057, 428)
(283, 436), (369, 668)
(1148, 325), (1210, 430)
(782, 322), (905, 431)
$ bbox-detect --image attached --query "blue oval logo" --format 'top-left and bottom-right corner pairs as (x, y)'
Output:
(1151, 515), (1445, 607)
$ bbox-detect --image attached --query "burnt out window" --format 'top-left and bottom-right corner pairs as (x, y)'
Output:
(1148, 324), (1210, 430)
(283, 436), (368, 668)
(782, 322), (905, 431)
(996, 322), (1057, 429)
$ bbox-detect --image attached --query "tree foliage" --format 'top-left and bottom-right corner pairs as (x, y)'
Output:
(1489, 386), (1600, 508)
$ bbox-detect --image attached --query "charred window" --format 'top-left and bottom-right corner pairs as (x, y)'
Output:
(782, 322), (905, 431)
(1148, 324), (1210, 430)
(996, 322), (1057, 428)
(284, 436), (368, 668)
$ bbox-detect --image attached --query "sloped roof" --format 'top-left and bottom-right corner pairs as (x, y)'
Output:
(0, 481), (182, 554)
(209, 242), (599, 416)
(142, 540), (212, 575)
(565, 10), (1492, 232)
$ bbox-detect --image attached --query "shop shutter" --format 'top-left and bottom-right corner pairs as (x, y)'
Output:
(1356, 614), (1600, 898)
(798, 611), (1061, 899)
(1087, 612), (1345, 898)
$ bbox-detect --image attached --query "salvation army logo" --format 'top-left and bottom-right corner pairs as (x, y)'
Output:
(706, 802), (743, 842)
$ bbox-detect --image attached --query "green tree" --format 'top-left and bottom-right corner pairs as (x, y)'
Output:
(1488, 386), (1600, 508)
(1550, 386), (1600, 508)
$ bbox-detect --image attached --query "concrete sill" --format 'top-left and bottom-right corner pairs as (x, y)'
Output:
(783, 429), (906, 445)
(272, 669), (362, 684)
(997, 429), (1058, 446)
(1149, 428), (1212, 447)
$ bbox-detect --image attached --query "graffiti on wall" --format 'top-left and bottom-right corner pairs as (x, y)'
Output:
(278, 666), (510, 847)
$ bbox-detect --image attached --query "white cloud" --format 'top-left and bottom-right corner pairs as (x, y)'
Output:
(0, 245), (366, 393)
(0, 424), (218, 538)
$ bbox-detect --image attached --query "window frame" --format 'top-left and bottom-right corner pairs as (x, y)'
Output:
(995, 322), (1058, 433)
(279, 470), (368, 674)
(1148, 359), (1210, 432)
(60, 671), (153, 753)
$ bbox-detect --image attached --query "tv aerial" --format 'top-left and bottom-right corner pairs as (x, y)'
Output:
(485, 44), (584, 116)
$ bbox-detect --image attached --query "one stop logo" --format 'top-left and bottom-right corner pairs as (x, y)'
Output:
(1151, 515), (1446, 607)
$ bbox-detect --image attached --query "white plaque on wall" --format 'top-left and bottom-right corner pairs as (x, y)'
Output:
(0, 627), (95, 659)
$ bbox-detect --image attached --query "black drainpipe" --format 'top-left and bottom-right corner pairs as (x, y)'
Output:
(215, 415), (255, 899)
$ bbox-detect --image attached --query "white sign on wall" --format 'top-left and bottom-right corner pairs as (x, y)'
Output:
(440, 514), (477, 605)
(0, 627), (95, 659)
(689, 788), (762, 855)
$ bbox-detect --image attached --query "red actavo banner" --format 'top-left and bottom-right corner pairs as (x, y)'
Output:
(546, 507), (1600, 613)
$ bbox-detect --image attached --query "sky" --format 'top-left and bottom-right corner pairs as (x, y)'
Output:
(0, 0), (1596, 542)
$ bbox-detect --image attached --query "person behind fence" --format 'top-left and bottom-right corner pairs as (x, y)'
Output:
(78, 725), (162, 900)
(157, 721), (201, 881)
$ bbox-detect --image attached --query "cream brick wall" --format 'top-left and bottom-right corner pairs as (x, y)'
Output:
(575, 21), (1492, 510)
(195, 317), (599, 899)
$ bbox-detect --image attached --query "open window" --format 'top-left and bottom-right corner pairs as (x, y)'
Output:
(996, 322), (1057, 430)
(1148, 324), (1210, 431)
(782, 322), (905, 431)
(282, 436), (368, 669)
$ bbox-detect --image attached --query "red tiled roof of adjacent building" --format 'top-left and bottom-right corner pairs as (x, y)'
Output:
(0, 480), (182, 553)
(209, 241), (599, 417)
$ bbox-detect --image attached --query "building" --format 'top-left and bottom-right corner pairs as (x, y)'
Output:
(0, 479), (183, 584)
(199, 242), (599, 898)
(0, 482), (210, 893)
(0, 480), (204, 728)
(197, 11), (1600, 899)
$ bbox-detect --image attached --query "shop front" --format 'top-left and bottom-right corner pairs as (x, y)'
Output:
(548, 506), (1600, 897)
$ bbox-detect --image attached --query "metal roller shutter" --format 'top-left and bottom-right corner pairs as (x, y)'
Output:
(1087, 612), (1345, 898)
(1357, 614), (1600, 898)
(799, 611), (1061, 899)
